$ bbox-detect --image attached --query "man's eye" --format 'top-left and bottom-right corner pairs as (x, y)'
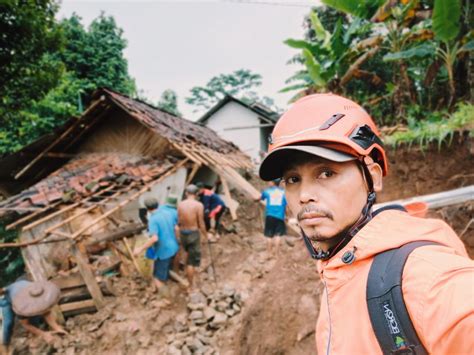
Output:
(284, 176), (299, 184)
(318, 170), (334, 179)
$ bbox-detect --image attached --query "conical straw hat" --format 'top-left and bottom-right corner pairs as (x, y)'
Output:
(12, 281), (61, 317)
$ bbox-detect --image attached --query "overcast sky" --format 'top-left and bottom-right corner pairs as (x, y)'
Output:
(58, 0), (321, 120)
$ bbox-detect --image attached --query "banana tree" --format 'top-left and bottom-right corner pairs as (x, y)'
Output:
(383, 0), (472, 108)
(282, 11), (380, 100)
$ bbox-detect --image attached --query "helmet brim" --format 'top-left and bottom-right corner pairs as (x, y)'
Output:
(259, 145), (357, 181)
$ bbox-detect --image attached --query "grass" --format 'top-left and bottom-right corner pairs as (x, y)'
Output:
(384, 103), (474, 149)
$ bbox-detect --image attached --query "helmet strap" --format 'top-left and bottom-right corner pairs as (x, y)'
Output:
(302, 159), (376, 261)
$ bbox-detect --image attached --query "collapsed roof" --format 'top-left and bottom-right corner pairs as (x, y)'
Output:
(0, 88), (253, 199)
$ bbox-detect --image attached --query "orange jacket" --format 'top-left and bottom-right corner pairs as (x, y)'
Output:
(316, 209), (474, 354)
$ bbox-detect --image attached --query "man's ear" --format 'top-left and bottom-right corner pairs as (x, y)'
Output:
(368, 163), (383, 192)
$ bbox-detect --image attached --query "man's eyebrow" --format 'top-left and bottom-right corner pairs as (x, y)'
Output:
(284, 158), (331, 173)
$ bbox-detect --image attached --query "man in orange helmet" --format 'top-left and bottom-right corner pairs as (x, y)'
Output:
(259, 94), (474, 354)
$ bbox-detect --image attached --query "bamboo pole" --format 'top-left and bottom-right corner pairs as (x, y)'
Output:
(122, 237), (144, 277)
(185, 163), (201, 185)
(20, 184), (116, 232)
(6, 200), (63, 230)
(14, 96), (107, 180)
(43, 183), (138, 236)
(15, 123), (79, 180)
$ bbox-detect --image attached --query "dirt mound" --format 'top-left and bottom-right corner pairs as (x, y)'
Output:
(379, 132), (473, 202)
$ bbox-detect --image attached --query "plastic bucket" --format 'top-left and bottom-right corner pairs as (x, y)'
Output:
(404, 201), (428, 218)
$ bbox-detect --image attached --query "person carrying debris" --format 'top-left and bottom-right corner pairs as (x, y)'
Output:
(1, 279), (67, 351)
(258, 93), (474, 354)
(258, 179), (287, 257)
(196, 182), (226, 242)
(134, 197), (179, 295)
(177, 184), (207, 290)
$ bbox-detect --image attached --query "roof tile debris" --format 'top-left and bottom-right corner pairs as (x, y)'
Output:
(0, 153), (175, 214)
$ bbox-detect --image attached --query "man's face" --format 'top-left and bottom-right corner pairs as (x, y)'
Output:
(282, 153), (370, 247)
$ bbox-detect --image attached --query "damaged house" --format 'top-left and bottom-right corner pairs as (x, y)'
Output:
(0, 88), (260, 318)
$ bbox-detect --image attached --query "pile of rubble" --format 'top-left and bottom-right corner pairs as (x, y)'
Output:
(167, 285), (243, 355)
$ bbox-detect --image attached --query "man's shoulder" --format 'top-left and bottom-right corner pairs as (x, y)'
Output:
(405, 243), (473, 273)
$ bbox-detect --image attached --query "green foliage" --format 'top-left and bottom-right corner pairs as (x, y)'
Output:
(287, 0), (472, 128)
(283, 7), (374, 98)
(383, 43), (436, 62)
(321, 0), (385, 19)
(0, 222), (24, 288)
(58, 13), (136, 101)
(0, 0), (64, 123)
(156, 89), (182, 116)
(0, 10), (137, 154)
(433, 0), (461, 42)
(186, 69), (263, 112)
(385, 103), (474, 148)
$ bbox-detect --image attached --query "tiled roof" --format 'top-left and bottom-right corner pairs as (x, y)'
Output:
(105, 89), (242, 153)
(0, 153), (174, 214)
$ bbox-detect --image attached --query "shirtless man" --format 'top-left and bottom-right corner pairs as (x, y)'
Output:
(177, 184), (207, 290)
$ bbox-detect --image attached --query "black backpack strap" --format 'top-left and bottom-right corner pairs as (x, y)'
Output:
(367, 241), (439, 354)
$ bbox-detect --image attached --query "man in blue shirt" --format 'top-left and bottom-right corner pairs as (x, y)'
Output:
(259, 179), (287, 257)
(196, 182), (226, 241)
(134, 196), (180, 294)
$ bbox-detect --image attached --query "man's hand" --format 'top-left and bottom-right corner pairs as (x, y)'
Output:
(133, 247), (142, 256)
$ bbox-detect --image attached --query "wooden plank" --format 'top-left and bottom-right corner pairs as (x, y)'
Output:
(20, 230), (65, 324)
(59, 283), (115, 304)
(219, 175), (237, 220)
(70, 243), (105, 309)
(86, 223), (145, 246)
(51, 273), (85, 290)
(59, 299), (96, 313)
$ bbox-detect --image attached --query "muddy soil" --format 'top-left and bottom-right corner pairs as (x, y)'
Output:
(9, 136), (473, 355)
(378, 132), (474, 202)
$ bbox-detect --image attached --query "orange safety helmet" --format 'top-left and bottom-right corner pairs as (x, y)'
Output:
(259, 93), (388, 181)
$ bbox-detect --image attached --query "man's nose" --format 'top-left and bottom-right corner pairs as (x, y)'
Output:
(299, 179), (319, 205)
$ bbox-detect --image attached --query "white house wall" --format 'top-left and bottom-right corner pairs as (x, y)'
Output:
(122, 167), (187, 221)
(204, 102), (262, 163)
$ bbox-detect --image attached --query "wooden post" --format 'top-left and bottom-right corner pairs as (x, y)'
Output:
(219, 175), (237, 221)
(70, 243), (105, 310)
(186, 163), (201, 185)
(21, 231), (65, 323)
(122, 237), (144, 277)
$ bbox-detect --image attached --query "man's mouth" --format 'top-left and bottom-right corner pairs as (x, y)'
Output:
(299, 212), (328, 226)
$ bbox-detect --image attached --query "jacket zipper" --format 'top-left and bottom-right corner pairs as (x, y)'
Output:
(322, 274), (332, 355)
